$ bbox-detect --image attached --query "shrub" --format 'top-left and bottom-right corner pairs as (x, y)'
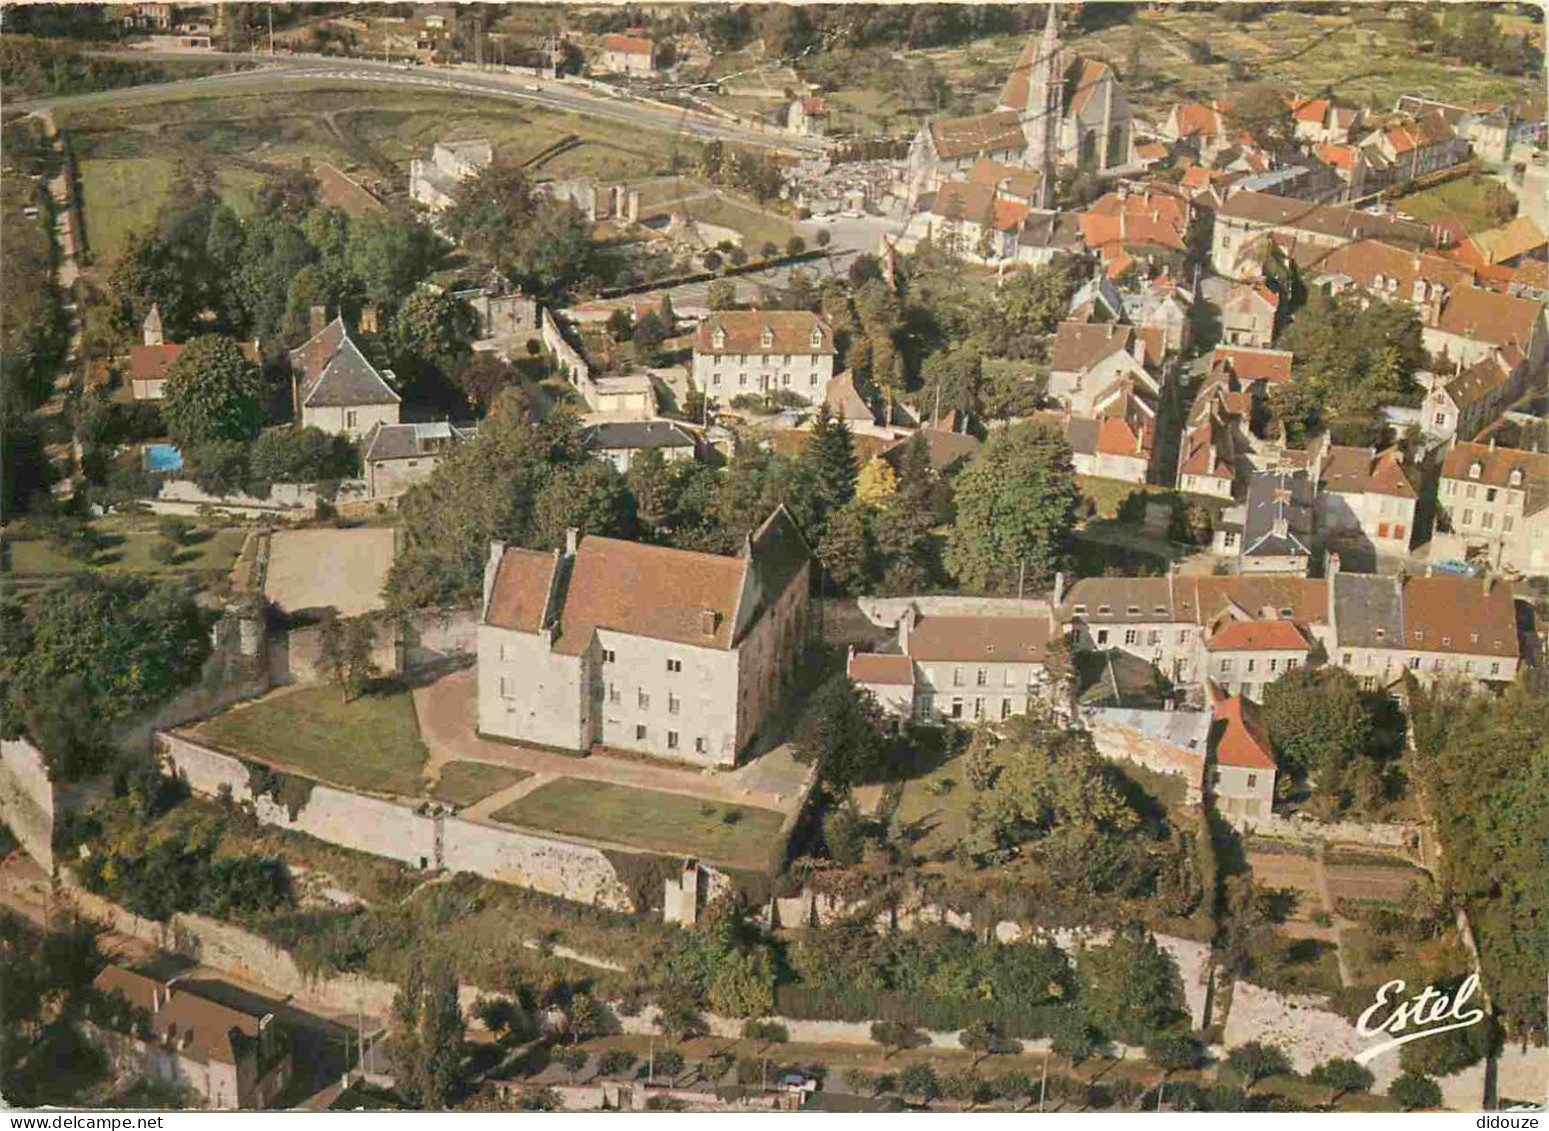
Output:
(157, 517), (193, 545)
(1388, 1071), (1442, 1111)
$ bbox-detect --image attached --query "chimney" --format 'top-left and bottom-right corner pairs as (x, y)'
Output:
(700, 608), (718, 637)
(1327, 550), (1341, 577)
(897, 602), (919, 652)
(565, 527), (580, 556)
(1272, 516), (1289, 539)
(1053, 570), (1066, 608)
(309, 304), (327, 338)
(359, 305), (378, 335)
(1489, 435), (1496, 451)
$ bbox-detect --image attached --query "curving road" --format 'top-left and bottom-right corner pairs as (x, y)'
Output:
(10, 55), (828, 157)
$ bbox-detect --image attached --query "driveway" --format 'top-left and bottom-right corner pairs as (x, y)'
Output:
(413, 668), (811, 815)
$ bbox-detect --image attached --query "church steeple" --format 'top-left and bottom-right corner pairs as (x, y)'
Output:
(1021, 4), (1063, 209)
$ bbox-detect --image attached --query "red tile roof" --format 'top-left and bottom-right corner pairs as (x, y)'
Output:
(928, 110), (1025, 161)
(92, 967), (262, 1068)
(1212, 693), (1278, 770)
(130, 342), (183, 385)
(1319, 445), (1416, 498)
(694, 311), (834, 357)
(1432, 285), (1543, 351)
(907, 615), (1051, 664)
(1400, 576), (1518, 659)
(848, 652), (915, 686)
(1209, 346), (1294, 385)
(1052, 321), (1141, 374)
(601, 34), (653, 56)
(484, 547), (558, 632)
(1206, 619), (1311, 651)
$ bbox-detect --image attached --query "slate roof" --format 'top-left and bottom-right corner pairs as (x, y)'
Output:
(1089, 705), (1213, 753)
(1216, 192), (1435, 248)
(1242, 469), (1314, 558)
(291, 317), (399, 408)
(1331, 571), (1403, 649)
(364, 421), (471, 462)
(586, 419), (697, 452)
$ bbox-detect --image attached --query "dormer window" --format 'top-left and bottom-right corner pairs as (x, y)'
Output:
(1127, 605), (1140, 615)
(712, 326), (726, 349)
(760, 326), (773, 349)
(1097, 604), (1112, 615)
(810, 326), (823, 350)
(1469, 461), (1482, 479)
(1510, 468), (1524, 486)
(1073, 604), (1088, 615)
(1375, 628), (1385, 639)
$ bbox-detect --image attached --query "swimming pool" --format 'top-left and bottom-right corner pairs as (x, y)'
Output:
(143, 443), (184, 472)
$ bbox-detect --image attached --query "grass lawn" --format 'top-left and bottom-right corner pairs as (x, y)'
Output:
(1069, 534), (1171, 579)
(892, 750), (977, 864)
(194, 684), (430, 798)
(1393, 172), (1518, 232)
(77, 157), (259, 265)
(490, 779), (785, 869)
(431, 761), (531, 808)
(2, 520), (246, 596)
(672, 194), (796, 251)
(1078, 475), (1150, 521)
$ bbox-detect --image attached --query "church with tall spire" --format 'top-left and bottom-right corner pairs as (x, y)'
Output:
(903, 6), (1133, 211)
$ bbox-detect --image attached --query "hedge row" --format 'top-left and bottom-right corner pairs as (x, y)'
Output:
(773, 985), (1069, 1039)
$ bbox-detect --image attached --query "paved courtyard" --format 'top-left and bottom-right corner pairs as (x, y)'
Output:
(264, 526), (395, 617)
(414, 668), (812, 818)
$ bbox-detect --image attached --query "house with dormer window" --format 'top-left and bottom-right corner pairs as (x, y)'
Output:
(692, 311), (836, 406)
(1433, 439), (1549, 576)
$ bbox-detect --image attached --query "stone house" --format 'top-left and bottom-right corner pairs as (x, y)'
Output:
(1084, 704), (1211, 805)
(1122, 274), (1194, 355)
(1433, 439), (1549, 576)
(1209, 191), (1434, 279)
(1207, 687), (1278, 823)
(1239, 468), (1315, 575)
(847, 606), (1052, 726)
(410, 139), (493, 213)
(1178, 370), (1254, 500)
(1207, 345), (1296, 404)
(477, 508), (809, 767)
(1220, 282), (1279, 348)
(1200, 617), (1313, 702)
(598, 34), (656, 77)
(363, 420), (472, 499)
(1312, 438), (1417, 555)
(922, 178), (1029, 264)
(87, 967), (292, 1110)
(1159, 101), (1234, 165)
(1048, 321), (1163, 415)
(692, 312), (836, 407)
(289, 315), (400, 440)
(789, 96), (827, 137)
(1292, 97), (1361, 145)
(1058, 378), (1157, 486)
(1358, 110), (1471, 183)
(1419, 348), (1529, 444)
(1395, 95), (1512, 163)
(585, 419), (697, 473)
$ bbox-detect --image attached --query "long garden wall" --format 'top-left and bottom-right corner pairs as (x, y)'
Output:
(157, 731), (633, 910)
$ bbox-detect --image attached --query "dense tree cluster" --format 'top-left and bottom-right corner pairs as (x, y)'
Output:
(0, 574), (209, 780)
(388, 957), (468, 1110)
(1260, 666), (1399, 813)
(0, 911), (109, 1106)
(1408, 677), (1549, 1040)
(442, 164), (598, 300)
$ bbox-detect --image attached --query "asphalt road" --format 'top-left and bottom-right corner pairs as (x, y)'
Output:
(11, 54), (827, 157)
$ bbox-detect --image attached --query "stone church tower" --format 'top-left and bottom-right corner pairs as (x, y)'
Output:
(1019, 8), (1062, 209)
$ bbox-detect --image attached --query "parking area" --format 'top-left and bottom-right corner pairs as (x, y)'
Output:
(263, 526), (395, 617)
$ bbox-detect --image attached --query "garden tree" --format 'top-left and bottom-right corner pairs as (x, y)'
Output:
(108, 163), (230, 336)
(318, 614), (377, 704)
(962, 727), (999, 792)
(981, 359), (1047, 422)
(651, 1048), (685, 1085)
(388, 287), (479, 396)
(869, 1020), (923, 1059)
(848, 253), (883, 289)
(975, 262), (1073, 360)
(816, 500), (879, 595)
(917, 345), (983, 418)
(443, 164), (596, 299)
(533, 459), (635, 550)
(785, 234), (807, 257)
(385, 408), (588, 611)
(386, 957), (466, 1111)
(557, 1048), (589, 1081)
(160, 334), (263, 449)
(969, 713), (1157, 897)
(945, 421), (1077, 595)
(1308, 1057), (1373, 1105)
(561, 992), (601, 1045)
(959, 1019), (1013, 1066)
(707, 279), (738, 310)
(599, 1050), (636, 1077)
(627, 447), (675, 538)
(899, 1063), (938, 1101)
(1146, 1033), (1206, 1077)
(1388, 1071), (1442, 1111)
(1077, 925), (1186, 1046)
(791, 677), (889, 788)
(347, 208), (445, 314)
(0, 911), (109, 1106)
(1397, 1005), (1493, 1076)
(644, 898), (776, 1022)
(940, 1066), (989, 1107)
(254, 162), (321, 218)
(822, 801), (866, 864)
(1260, 666), (1377, 809)
(449, 354), (517, 414)
(0, 574), (207, 779)
(801, 405), (859, 520)
(1227, 85), (1297, 152)
(235, 210), (326, 341)
(247, 426), (358, 486)
(182, 438), (251, 497)
(856, 456), (897, 502)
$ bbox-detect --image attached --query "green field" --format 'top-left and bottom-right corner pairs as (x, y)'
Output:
(431, 760), (530, 807)
(490, 778), (785, 869)
(892, 751), (977, 863)
(1393, 172), (1519, 231)
(194, 684), (430, 797)
(1, 519), (246, 596)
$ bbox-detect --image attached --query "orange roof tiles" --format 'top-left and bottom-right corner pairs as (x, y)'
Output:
(1206, 619), (1312, 651)
(695, 311), (833, 357)
(129, 342), (183, 385)
(1212, 693), (1278, 770)
(1209, 346), (1295, 385)
(1319, 445), (1416, 498)
(907, 615), (1051, 664)
(848, 652), (915, 686)
(928, 110), (1025, 161)
(484, 547), (558, 632)
(1400, 576), (1518, 659)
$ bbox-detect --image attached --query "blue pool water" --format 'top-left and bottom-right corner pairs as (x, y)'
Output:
(143, 443), (183, 472)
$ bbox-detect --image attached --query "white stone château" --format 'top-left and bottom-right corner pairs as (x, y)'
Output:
(477, 508), (811, 768)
